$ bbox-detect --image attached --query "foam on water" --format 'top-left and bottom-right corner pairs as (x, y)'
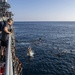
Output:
(27, 50), (34, 57)
(27, 46), (34, 57)
(20, 42), (30, 45)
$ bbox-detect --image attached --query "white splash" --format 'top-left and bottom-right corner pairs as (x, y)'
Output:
(20, 42), (30, 45)
(27, 46), (34, 57)
(61, 49), (75, 54)
(27, 51), (34, 57)
(61, 49), (71, 53)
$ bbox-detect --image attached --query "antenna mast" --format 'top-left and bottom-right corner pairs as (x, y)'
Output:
(0, 0), (13, 20)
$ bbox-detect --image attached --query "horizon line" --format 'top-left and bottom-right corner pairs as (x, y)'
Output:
(14, 20), (75, 22)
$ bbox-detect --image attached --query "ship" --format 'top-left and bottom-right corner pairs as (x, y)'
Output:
(0, 0), (23, 75)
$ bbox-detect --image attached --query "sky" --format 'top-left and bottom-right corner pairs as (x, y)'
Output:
(8, 0), (75, 21)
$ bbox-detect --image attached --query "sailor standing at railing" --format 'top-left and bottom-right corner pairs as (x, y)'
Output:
(0, 18), (13, 61)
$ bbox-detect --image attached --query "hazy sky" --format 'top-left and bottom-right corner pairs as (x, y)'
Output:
(8, 0), (75, 21)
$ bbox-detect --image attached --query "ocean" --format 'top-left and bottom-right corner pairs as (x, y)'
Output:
(14, 21), (75, 75)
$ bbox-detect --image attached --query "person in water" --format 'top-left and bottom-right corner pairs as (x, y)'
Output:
(28, 46), (32, 57)
(0, 18), (13, 61)
(27, 46), (34, 57)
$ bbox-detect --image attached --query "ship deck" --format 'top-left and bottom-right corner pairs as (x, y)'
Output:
(0, 32), (5, 74)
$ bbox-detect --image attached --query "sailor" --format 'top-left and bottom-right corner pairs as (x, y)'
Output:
(0, 18), (13, 61)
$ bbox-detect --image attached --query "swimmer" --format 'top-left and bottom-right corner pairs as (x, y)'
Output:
(27, 46), (34, 57)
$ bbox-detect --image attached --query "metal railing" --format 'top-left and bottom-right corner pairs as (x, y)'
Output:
(4, 34), (13, 75)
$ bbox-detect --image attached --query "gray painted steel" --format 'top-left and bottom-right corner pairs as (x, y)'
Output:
(4, 34), (13, 75)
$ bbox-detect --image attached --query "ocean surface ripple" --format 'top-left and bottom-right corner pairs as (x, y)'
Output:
(14, 22), (75, 75)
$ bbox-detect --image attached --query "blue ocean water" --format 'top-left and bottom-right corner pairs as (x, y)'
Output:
(14, 21), (75, 75)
